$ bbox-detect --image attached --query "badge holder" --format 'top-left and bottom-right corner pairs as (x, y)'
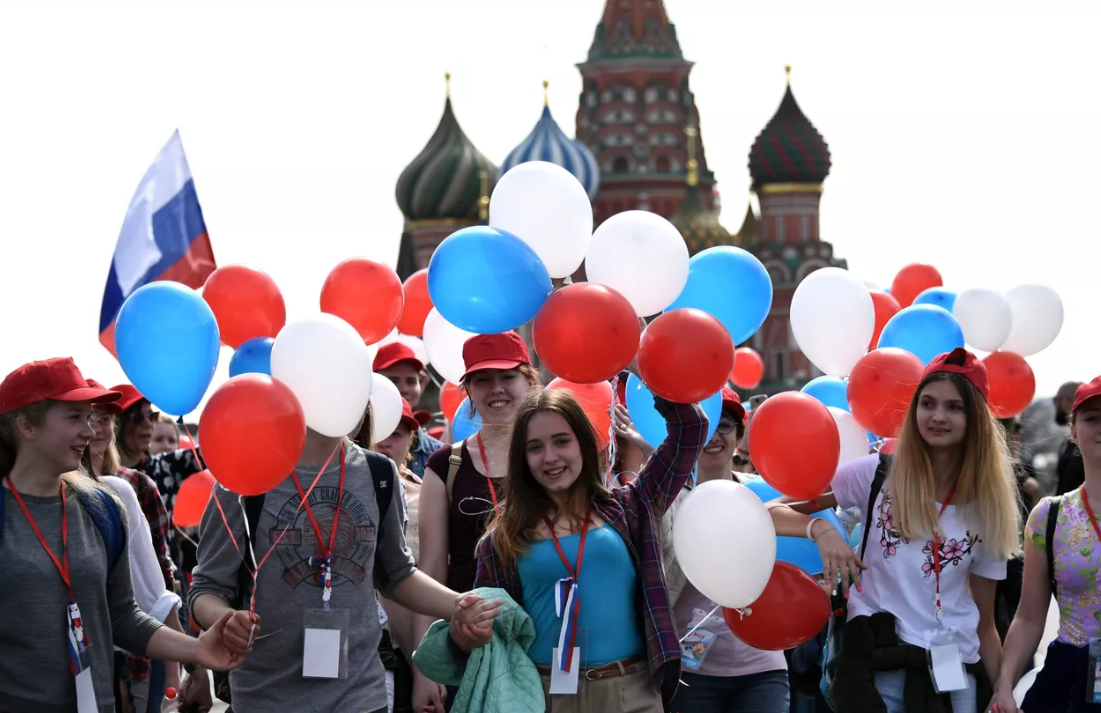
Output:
(1087, 638), (1101, 704)
(69, 603), (98, 713)
(550, 628), (588, 695)
(679, 605), (722, 672)
(303, 607), (350, 679)
(924, 626), (968, 694)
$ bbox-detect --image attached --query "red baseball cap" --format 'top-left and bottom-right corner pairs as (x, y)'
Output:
(1072, 376), (1101, 415)
(87, 380), (123, 414)
(721, 387), (746, 425)
(921, 348), (989, 401)
(396, 399), (423, 433)
(374, 343), (425, 373)
(0, 358), (121, 415)
(461, 332), (530, 380)
(109, 384), (147, 412)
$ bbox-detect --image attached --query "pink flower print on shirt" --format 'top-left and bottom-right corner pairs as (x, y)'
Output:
(922, 531), (981, 577)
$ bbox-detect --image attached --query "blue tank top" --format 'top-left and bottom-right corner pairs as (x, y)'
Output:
(517, 523), (645, 666)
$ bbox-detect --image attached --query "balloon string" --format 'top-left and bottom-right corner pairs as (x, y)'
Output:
(678, 603), (723, 643)
(207, 444), (341, 620)
(178, 421), (205, 473)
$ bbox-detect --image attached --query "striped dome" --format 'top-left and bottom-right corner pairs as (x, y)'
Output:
(500, 104), (601, 200)
(748, 68), (831, 187)
(396, 89), (496, 222)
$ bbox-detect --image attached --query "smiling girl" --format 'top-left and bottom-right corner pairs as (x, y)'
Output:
(414, 331), (542, 711)
(0, 358), (245, 713)
(807, 348), (1020, 712)
(475, 387), (708, 712)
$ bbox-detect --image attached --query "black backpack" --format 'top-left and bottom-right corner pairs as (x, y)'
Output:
(212, 449), (396, 706)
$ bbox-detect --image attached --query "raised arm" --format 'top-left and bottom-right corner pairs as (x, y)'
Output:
(634, 398), (708, 515)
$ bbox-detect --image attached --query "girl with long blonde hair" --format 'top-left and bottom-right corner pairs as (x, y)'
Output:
(802, 348), (1019, 712)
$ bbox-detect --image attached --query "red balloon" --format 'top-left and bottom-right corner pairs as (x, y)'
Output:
(397, 269), (433, 337)
(984, 352), (1036, 418)
(173, 469), (216, 528)
(439, 382), (464, 422)
(321, 259), (404, 345)
(731, 347), (764, 389)
(202, 266), (286, 348)
(880, 438), (898, 454)
(869, 291), (902, 350)
(533, 284), (640, 384)
(638, 309), (734, 404)
(199, 375), (307, 496)
(547, 378), (613, 450)
(724, 562), (831, 650)
(890, 263), (942, 308)
(748, 392), (840, 500)
(847, 348), (925, 437)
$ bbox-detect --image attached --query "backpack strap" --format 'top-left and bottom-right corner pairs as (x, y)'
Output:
(446, 440), (463, 505)
(365, 451), (394, 524)
(859, 453), (891, 560)
(1046, 495), (1062, 600)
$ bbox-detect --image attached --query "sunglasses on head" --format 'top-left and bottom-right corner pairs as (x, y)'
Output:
(127, 408), (159, 425)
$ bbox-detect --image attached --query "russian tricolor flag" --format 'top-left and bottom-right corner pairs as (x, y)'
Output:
(99, 130), (217, 356)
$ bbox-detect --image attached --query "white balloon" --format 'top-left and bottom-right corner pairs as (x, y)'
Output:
(1001, 284), (1064, 357)
(369, 374), (404, 443)
(271, 314), (374, 438)
(672, 480), (777, 608)
(829, 407), (870, 468)
(378, 330), (429, 368)
(423, 308), (478, 385)
(490, 162), (594, 279)
(952, 288), (1012, 352)
(790, 268), (875, 377)
(585, 210), (689, 317)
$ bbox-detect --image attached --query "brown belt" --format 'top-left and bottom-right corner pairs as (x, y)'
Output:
(536, 655), (647, 681)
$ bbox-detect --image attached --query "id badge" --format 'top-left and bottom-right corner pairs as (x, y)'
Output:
(75, 646), (98, 713)
(549, 628), (587, 695)
(302, 609), (350, 679)
(1087, 638), (1101, 704)
(924, 627), (968, 693)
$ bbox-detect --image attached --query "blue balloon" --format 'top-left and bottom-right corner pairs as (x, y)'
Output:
(427, 226), (553, 334)
(666, 247), (773, 344)
(451, 397), (483, 442)
(743, 477), (846, 574)
(877, 304), (965, 366)
(625, 374), (723, 448)
(913, 287), (958, 313)
(801, 376), (850, 412)
(115, 282), (220, 416)
(229, 337), (274, 378)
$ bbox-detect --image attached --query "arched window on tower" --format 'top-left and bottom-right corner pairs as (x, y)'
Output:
(655, 156), (670, 173)
(612, 156), (629, 174)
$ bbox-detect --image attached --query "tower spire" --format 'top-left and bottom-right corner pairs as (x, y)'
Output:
(478, 169), (489, 222)
(543, 79), (549, 106)
(445, 71), (451, 98)
(785, 64), (792, 85)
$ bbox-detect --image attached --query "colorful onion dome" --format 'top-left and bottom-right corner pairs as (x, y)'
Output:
(499, 81), (601, 200)
(670, 127), (732, 256)
(396, 73), (497, 222)
(748, 66), (832, 187)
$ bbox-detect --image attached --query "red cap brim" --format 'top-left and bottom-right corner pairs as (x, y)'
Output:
(413, 410), (432, 427)
(461, 359), (524, 381)
(375, 355), (426, 373)
(54, 386), (121, 405)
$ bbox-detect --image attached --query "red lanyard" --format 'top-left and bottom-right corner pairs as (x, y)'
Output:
(1082, 487), (1101, 544)
(475, 433), (500, 511)
(542, 506), (593, 671)
(9, 481), (75, 600)
(931, 482), (959, 621)
(542, 507), (594, 581)
(291, 443), (346, 605)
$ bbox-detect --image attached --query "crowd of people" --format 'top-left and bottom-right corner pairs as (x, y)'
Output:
(2, 337), (1098, 713)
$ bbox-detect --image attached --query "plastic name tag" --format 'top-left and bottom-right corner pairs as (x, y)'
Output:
(302, 609), (349, 679)
(75, 646), (98, 713)
(1087, 638), (1101, 704)
(924, 626), (967, 693)
(550, 647), (581, 694)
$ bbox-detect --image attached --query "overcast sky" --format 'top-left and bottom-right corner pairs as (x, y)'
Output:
(1, 0), (1097, 415)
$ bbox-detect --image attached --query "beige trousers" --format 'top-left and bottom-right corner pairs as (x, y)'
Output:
(540, 668), (663, 713)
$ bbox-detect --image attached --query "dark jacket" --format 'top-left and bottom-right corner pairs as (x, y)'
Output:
(831, 612), (992, 713)
(1056, 438), (1085, 495)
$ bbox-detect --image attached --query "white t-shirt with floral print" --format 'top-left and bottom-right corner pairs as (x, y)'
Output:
(833, 455), (1007, 663)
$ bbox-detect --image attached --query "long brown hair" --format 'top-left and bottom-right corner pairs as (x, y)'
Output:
(890, 372), (1020, 559)
(481, 389), (613, 566)
(114, 400), (148, 464)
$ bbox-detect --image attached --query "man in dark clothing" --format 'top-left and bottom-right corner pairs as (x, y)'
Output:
(1054, 381), (1085, 495)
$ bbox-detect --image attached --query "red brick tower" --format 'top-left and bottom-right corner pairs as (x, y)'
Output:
(575, 0), (718, 225)
(745, 66), (848, 393)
